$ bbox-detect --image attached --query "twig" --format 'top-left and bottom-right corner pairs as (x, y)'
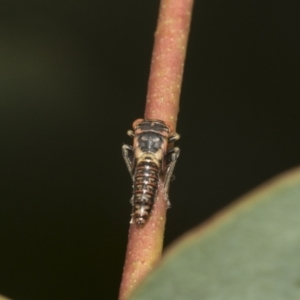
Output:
(119, 0), (193, 299)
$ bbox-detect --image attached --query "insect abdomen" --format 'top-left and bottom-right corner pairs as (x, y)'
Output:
(132, 159), (159, 226)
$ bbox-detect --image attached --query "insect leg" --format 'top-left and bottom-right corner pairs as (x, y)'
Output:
(168, 133), (180, 143)
(127, 130), (135, 138)
(163, 147), (180, 207)
(122, 144), (134, 179)
(164, 147), (180, 189)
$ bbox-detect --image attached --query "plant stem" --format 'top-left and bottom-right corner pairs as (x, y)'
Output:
(119, 0), (193, 299)
(145, 0), (193, 129)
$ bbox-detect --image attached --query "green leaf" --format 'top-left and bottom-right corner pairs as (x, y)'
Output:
(130, 167), (300, 300)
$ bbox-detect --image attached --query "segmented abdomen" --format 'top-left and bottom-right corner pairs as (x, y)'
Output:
(132, 159), (159, 226)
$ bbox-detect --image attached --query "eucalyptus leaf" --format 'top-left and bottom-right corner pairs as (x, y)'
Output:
(131, 167), (300, 299)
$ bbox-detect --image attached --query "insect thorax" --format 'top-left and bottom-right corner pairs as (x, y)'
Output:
(133, 122), (169, 164)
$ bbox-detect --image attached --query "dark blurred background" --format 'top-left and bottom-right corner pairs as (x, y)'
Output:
(1, 1), (300, 299)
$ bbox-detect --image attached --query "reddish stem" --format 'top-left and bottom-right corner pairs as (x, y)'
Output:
(145, 0), (193, 128)
(119, 1), (193, 299)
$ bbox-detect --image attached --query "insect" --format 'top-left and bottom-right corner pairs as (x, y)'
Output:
(122, 119), (180, 226)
